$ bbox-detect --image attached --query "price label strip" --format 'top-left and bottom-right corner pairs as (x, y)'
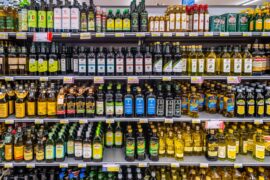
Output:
(192, 119), (201, 124)
(60, 119), (69, 124)
(162, 76), (172, 81)
(94, 76), (104, 84)
(59, 163), (69, 168)
(4, 163), (13, 168)
(5, 77), (14, 81)
(227, 76), (241, 84)
(243, 32), (252, 37)
(63, 77), (74, 84)
(219, 32), (229, 37)
(16, 32), (27, 39)
(175, 32), (185, 37)
(96, 33), (105, 37)
(61, 33), (71, 38)
(128, 76), (139, 84)
(39, 77), (49, 82)
(171, 163), (180, 168)
(163, 32), (173, 37)
(33, 32), (52, 42)
(262, 32), (270, 37)
(106, 119), (115, 124)
(204, 32), (213, 37)
(151, 32), (161, 37)
(139, 118), (148, 123)
(138, 163), (148, 168)
(80, 33), (91, 39)
(200, 163), (209, 168)
(35, 119), (44, 124)
(136, 32), (146, 37)
(165, 118), (173, 124)
(78, 163), (87, 168)
(191, 76), (203, 84)
(115, 33), (125, 37)
(5, 119), (14, 124)
(79, 119), (88, 124)
(103, 164), (120, 172)
(189, 32), (198, 37)
(26, 163), (36, 168)
(254, 119), (263, 125)
(0, 33), (8, 39)
(234, 163), (243, 168)
(205, 120), (224, 129)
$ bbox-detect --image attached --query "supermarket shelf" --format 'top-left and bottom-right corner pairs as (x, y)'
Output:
(0, 149), (269, 167)
(0, 112), (268, 123)
(1, 75), (270, 81)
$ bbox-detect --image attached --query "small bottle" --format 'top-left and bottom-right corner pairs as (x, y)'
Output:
(149, 129), (159, 161)
(188, 87), (199, 118)
(255, 89), (265, 118)
(226, 129), (237, 162)
(246, 88), (255, 117)
(235, 89), (245, 118)
(206, 129), (218, 161)
(223, 86), (235, 118)
(125, 129), (135, 161)
(136, 128), (146, 160)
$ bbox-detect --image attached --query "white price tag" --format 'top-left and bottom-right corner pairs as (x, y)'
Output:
(61, 33), (71, 38)
(192, 119), (201, 124)
(63, 77), (74, 84)
(171, 163), (180, 168)
(254, 119), (263, 125)
(136, 32), (146, 37)
(35, 119), (44, 124)
(4, 163), (13, 168)
(262, 32), (270, 37)
(94, 76), (104, 84)
(165, 118), (173, 123)
(39, 77), (49, 82)
(227, 76), (241, 84)
(59, 163), (68, 168)
(204, 32), (213, 37)
(128, 76), (139, 84)
(26, 163), (36, 168)
(80, 33), (91, 39)
(106, 119), (115, 124)
(0, 33), (8, 39)
(138, 163), (148, 168)
(60, 119), (69, 124)
(96, 33), (105, 37)
(33, 32), (52, 42)
(205, 121), (224, 129)
(175, 32), (185, 37)
(234, 163), (243, 168)
(79, 119), (88, 124)
(163, 32), (173, 37)
(191, 76), (203, 84)
(162, 76), (172, 81)
(219, 32), (229, 37)
(5, 119), (14, 124)
(243, 32), (252, 37)
(189, 32), (198, 37)
(78, 163), (87, 168)
(103, 164), (120, 172)
(151, 32), (161, 37)
(200, 163), (209, 168)
(139, 118), (148, 123)
(5, 77), (14, 81)
(115, 33), (125, 37)
(16, 32), (27, 39)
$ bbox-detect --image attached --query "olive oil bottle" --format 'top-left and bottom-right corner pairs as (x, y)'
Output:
(26, 83), (36, 117)
(226, 129), (237, 162)
(187, 45), (197, 76)
(232, 46), (242, 76)
(197, 45), (205, 76)
(220, 46), (231, 76)
(206, 84), (218, 114)
(242, 46), (253, 76)
(217, 129), (226, 161)
(205, 47), (216, 75)
(166, 130), (175, 157)
(174, 132), (184, 160)
(38, 87), (47, 118)
(255, 89), (264, 118)
(47, 84), (57, 118)
(223, 86), (235, 118)
(192, 125), (203, 155)
(246, 89), (255, 117)
(15, 85), (27, 118)
(236, 89), (245, 118)
(0, 85), (8, 118)
(188, 87), (199, 118)
(253, 129), (265, 161)
(206, 129), (218, 161)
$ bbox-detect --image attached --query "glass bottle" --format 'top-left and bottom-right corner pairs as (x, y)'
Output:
(163, 43), (172, 75)
(188, 87), (199, 118)
(66, 88), (76, 118)
(45, 133), (55, 163)
(76, 88), (85, 117)
(38, 88), (47, 118)
(223, 86), (235, 118)
(37, 0), (47, 32)
(206, 84), (218, 114)
(88, 0), (95, 32)
(217, 129), (226, 161)
(246, 88), (255, 117)
(125, 129), (135, 161)
(85, 88), (95, 118)
(226, 129), (237, 162)
(206, 129), (218, 161)
(149, 128), (159, 161)
(0, 85), (8, 118)
(193, 125), (203, 155)
(205, 47), (216, 75)
(253, 129), (265, 161)
(221, 46), (231, 76)
(255, 89), (264, 118)
(153, 42), (163, 75)
(235, 89), (245, 118)
(15, 85), (27, 118)
(174, 132), (184, 160)
(159, 130), (166, 157)
(232, 46), (243, 76)
(188, 45), (197, 76)
(28, 0), (37, 32)
(243, 46), (253, 76)
(14, 129), (24, 162)
(115, 122), (123, 148)
(135, 87), (144, 117)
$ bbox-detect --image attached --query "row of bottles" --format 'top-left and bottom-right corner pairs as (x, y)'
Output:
(1, 166), (270, 180)
(149, 4), (210, 32)
(0, 41), (269, 76)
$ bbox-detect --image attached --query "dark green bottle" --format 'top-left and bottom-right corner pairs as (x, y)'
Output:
(139, 0), (148, 32)
(37, 0), (47, 32)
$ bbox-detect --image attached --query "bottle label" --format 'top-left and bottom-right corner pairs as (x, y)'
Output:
(45, 145), (54, 160)
(97, 58), (105, 73)
(75, 142), (82, 157)
(169, 13), (175, 30)
(160, 21), (165, 31)
(198, 59), (204, 73)
(14, 146), (24, 160)
(154, 58), (163, 73)
(157, 98), (165, 116)
(233, 58), (242, 73)
(182, 13), (187, 30)
(19, 9), (28, 31)
(147, 97), (156, 115)
(207, 58), (215, 73)
(253, 57), (266, 72)
(257, 100), (265, 116)
(67, 140), (74, 154)
(150, 140), (158, 156)
(165, 99), (174, 117)
(199, 13), (204, 30)
(136, 97), (144, 115)
(29, 58), (38, 72)
(38, 58), (48, 73)
(223, 58), (231, 73)
(71, 8), (80, 30)
(125, 97), (133, 115)
(137, 139), (145, 155)
(36, 150), (44, 161)
(264, 18), (270, 30)
(106, 132), (114, 146)
(205, 14), (210, 31)
(244, 58), (252, 73)
(73, 58), (78, 73)
(208, 95), (217, 109)
(266, 98), (270, 115)
(255, 144), (265, 160)
(38, 102), (47, 115)
(80, 13), (87, 31)
(181, 58), (187, 72)
(189, 99), (199, 112)
(143, 58), (152, 73)
(47, 102), (56, 116)
(86, 101), (95, 114)
(62, 8), (71, 30)
(225, 97), (234, 113)
(28, 10), (37, 28)
(131, 12), (138, 30)
(243, 141), (248, 154)
(83, 144), (92, 158)
(4, 144), (12, 161)
(154, 20), (159, 31)
(38, 11), (46, 28)
(199, 94), (205, 109)
(123, 18), (131, 31)
(236, 99), (245, 115)
(88, 11), (95, 31)
(107, 58), (115, 73)
(106, 101), (114, 115)
(163, 60), (172, 73)
(76, 101), (85, 114)
(256, 19), (263, 30)
(54, 8), (62, 30)
(227, 145), (236, 159)
(79, 58), (87, 73)
(126, 58), (134, 73)
(136, 58), (143, 73)
(193, 14), (199, 31)
(56, 144), (64, 159)
(115, 132), (123, 146)
(172, 59), (182, 73)
(126, 140), (135, 157)
(247, 99), (255, 115)
(181, 97), (188, 111)
(93, 143), (103, 159)
(191, 59), (197, 73)
(115, 18), (123, 31)
(67, 101), (75, 114)
(175, 13), (181, 30)
(15, 103), (25, 118)
(49, 59), (58, 73)
(115, 102), (123, 115)
(207, 143), (218, 157)
(107, 18), (115, 31)
(0, 103), (8, 118)
(47, 11), (53, 29)
(116, 58), (124, 73)
(60, 58), (66, 72)
(87, 58), (96, 73)
(174, 99), (181, 117)
(218, 146), (226, 158)
(96, 101), (104, 115)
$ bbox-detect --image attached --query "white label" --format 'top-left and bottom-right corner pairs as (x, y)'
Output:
(126, 58), (134, 73)
(145, 58), (152, 73)
(218, 146), (226, 158)
(135, 58), (143, 73)
(244, 58), (252, 73)
(73, 58), (78, 72)
(182, 58), (187, 72)
(71, 8), (80, 30)
(223, 59), (231, 73)
(173, 59), (182, 73)
(62, 8), (71, 30)
(154, 21), (159, 31)
(61, 59), (66, 72)
(193, 14), (199, 31)
(54, 8), (62, 30)
(199, 13), (204, 30)
(150, 21), (154, 31)
(115, 105), (123, 115)
(79, 58), (86, 73)
(75, 142), (82, 157)
(207, 58), (215, 73)
(154, 59), (162, 73)
(98, 58), (105, 73)
(169, 14), (175, 30)
(88, 58), (96, 73)
(163, 60), (172, 73)
(107, 58), (115, 73)
(83, 144), (92, 159)
(160, 21), (165, 32)
(191, 59), (197, 73)
(175, 13), (181, 29)
(116, 58), (124, 73)
(234, 58), (242, 73)
(205, 14), (209, 31)
(181, 13), (187, 30)
(198, 59), (204, 73)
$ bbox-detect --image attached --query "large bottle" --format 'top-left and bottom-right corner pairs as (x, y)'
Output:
(153, 42), (163, 75)
(80, 2), (88, 32)
(18, 0), (29, 32)
(70, 0), (80, 32)
(38, 0), (47, 32)
(130, 0), (138, 32)
(47, 0), (54, 31)
(28, 0), (37, 32)
(140, 0), (148, 32)
(48, 43), (58, 76)
(163, 43), (172, 75)
(54, 0), (62, 32)
(62, 0), (71, 32)
(88, 0), (96, 32)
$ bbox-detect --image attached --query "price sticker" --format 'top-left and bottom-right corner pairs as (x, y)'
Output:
(5, 77), (14, 81)
(96, 33), (105, 37)
(61, 33), (71, 38)
(162, 76), (172, 81)
(262, 32), (270, 37)
(59, 163), (68, 168)
(33, 32), (52, 42)
(138, 163), (148, 168)
(219, 32), (229, 37)
(103, 164), (120, 172)
(171, 163), (180, 168)
(0, 33), (8, 39)
(39, 77), (49, 82)
(163, 32), (173, 37)
(165, 118), (173, 124)
(243, 32), (252, 37)
(106, 119), (115, 124)
(4, 163), (13, 168)
(5, 119), (14, 124)
(175, 32), (185, 37)
(63, 77), (74, 84)
(60, 119), (69, 124)
(254, 119), (263, 125)
(115, 33), (125, 37)
(78, 163), (87, 168)
(16, 32), (27, 39)
(234, 163), (243, 168)
(192, 119), (201, 124)
(128, 76), (139, 84)
(191, 76), (203, 84)
(136, 32), (146, 37)
(227, 76), (241, 84)
(189, 32), (198, 37)
(139, 118), (148, 123)
(26, 163), (36, 168)
(35, 119), (44, 124)
(200, 163), (209, 168)
(94, 76), (104, 84)
(205, 120), (224, 129)
(79, 119), (88, 124)
(204, 32), (213, 37)
(151, 32), (161, 37)
(80, 33), (91, 39)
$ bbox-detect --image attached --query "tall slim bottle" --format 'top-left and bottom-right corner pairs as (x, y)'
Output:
(38, 0), (47, 32)
(28, 0), (37, 32)
(70, 0), (80, 33)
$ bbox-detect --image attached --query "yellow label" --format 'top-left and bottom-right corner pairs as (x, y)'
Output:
(255, 144), (265, 160)
(5, 144), (13, 161)
(0, 103), (8, 118)
(237, 105), (245, 115)
(259, 176), (265, 180)
(258, 106), (264, 116)
(24, 148), (33, 161)
(67, 141), (74, 154)
(264, 18), (270, 30)
(194, 147), (203, 152)
(227, 145), (236, 160)
(267, 105), (270, 115)
(47, 101), (56, 116)
(115, 18), (123, 30)
(248, 105), (255, 115)
(36, 150), (44, 161)
(107, 18), (114, 31)
(15, 102), (25, 118)
(27, 101), (36, 116)
(256, 19), (263, 30)
(38, 101), (47, 115)
(250, 20), (254, 31)
(8, 100), (14, 115)
(115, 132), (122, 146)
(184, 147), (193, 152)
(14, 146), (24, 160)
(123, 18), (130, 31)
(93, 143), (103, 159)
(243, 141), (248, 154)
(247, 139), (253, 152)
(106, 132), (114, 146)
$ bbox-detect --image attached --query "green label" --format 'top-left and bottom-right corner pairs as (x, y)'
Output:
(6, 16), (14, 30)
(88, 12), (95, 31)
(149, 140), (158, 155)
(28, 10), (37, 28)
(47, 11), (53, 29)
(0, 17), (5, 31)
(38, 11), (47, 28)
(81, 13), (87, 31)
(48, 59), (58, 72)
(38, 59), (48, 72)
(29, 58), (38, 72)
(137, 140), (145, 155)
(126, 140), (135, 156)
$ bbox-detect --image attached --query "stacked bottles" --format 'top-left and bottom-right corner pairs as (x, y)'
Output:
(148, 4), (210, 32)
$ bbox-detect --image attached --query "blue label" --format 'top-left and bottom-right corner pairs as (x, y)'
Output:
(198, 94), (205, 108)
(136, 97), (144, 115)
(181, 97), (188, 110)
(147, 97), (156, 115)
(208, 95), (217, 109)
(226, 98), (234, 112)
(219, 97), (224, 110)
(182, 0), (195, 5)
(124, 97), (133, 115)
(189, 99), (198, 112)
